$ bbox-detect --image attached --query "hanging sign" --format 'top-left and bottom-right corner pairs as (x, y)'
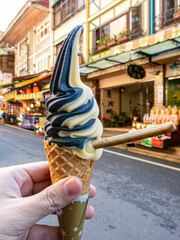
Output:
(127, 64), (145, 79)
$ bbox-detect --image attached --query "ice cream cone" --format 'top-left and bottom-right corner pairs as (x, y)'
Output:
(44, 140), (94, 239)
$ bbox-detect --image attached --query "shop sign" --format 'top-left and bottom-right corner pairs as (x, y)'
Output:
(127, 64), (145, 79)
(166, 63), (180, 77)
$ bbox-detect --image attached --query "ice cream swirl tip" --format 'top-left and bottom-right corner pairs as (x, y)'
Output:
(45, 25), (103, 160)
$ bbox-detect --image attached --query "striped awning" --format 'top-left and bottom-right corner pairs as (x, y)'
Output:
(15, 73), (52, 87)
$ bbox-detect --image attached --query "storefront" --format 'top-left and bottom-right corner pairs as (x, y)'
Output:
(2, 72), (51, 130)
(80, 32), (180, 128)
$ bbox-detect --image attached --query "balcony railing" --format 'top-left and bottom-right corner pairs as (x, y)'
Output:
(154, 6), (180, 31)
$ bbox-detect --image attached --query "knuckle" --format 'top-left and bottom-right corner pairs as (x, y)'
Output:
(41, 185), (62, 211)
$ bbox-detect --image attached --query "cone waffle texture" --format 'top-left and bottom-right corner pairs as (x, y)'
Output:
(44, 141), (95, 194)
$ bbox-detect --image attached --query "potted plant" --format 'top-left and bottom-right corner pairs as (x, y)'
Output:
(96, 39), (107, 51)
(106, 34), (117, 48)
(173, 8), (180, 21)
(117, 28), (129, 44)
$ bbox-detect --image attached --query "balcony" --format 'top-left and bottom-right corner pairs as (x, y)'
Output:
(93, 27), (143, 54)
(154, 5), (180, 31)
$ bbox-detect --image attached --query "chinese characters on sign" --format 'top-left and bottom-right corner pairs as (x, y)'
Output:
(127, 64), (146, 79)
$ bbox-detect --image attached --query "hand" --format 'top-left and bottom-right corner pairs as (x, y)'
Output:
(0, 162), (96, 240)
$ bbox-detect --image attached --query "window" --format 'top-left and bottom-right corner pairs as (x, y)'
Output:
(37, 55), (51, 72)
(162, 0), (175, 26)
(94, 13), (128, 49)
(53, 0), (85, 29)
(131, 6), (141, 31)
(95, 24), (110, 48)
(130, 6), (143, 38)
(37, 21), (50, 43)
(19, 39), (27, 57)
(110, 14), (127, 36)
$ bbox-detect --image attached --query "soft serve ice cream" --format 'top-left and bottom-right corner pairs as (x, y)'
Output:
(45, 25), (103, 161)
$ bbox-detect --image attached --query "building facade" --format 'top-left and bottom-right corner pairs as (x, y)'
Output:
(79, 0), (180, 125)
(0, 0), (51, 77)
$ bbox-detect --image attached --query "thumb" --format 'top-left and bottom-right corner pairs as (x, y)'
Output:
(18, 177), (82, 226)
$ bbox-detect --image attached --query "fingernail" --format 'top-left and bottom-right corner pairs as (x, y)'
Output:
(63, 177), (82, 197)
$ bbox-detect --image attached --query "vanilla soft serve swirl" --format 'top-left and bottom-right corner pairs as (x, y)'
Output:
(45, 25), (103, 160)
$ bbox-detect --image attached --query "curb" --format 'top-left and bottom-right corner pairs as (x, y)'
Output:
(113, 144), (180, 164)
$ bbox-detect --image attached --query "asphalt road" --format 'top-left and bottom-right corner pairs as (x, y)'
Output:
(0, 123), (180, 240)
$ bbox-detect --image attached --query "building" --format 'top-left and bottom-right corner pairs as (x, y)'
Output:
(79, 0), (180, 126)
(0, 0), (51, 76)
(51, 0), (86, 64)
(0, 0), (52, 125)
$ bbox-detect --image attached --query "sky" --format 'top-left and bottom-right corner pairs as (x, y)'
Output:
(0, 0), (27, 32)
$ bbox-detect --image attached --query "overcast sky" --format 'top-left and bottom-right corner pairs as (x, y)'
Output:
(0, 0), (27, 32)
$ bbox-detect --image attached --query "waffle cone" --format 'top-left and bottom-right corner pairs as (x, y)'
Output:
(44, 140), (95, 194)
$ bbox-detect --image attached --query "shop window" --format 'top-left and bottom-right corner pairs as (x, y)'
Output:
(53, 0), (85, 29)
(37, 21), (50, 43)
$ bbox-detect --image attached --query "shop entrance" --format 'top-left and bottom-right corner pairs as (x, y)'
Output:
(120, 81), (154, 123)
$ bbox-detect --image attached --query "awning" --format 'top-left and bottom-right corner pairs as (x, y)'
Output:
(15, 73), (52, 88)
(80, 52), (146, 74)
(0, 72), (51, 89)
(80, 36), (180, 75)
(0, 0), (49, 46)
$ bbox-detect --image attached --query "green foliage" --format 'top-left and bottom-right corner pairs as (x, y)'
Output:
(96, 39), (106, 45)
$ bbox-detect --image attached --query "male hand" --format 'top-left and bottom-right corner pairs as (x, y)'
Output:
(0, 162), (96, 240)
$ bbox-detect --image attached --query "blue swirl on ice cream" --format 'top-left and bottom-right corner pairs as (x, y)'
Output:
(45, 25), (103, 160)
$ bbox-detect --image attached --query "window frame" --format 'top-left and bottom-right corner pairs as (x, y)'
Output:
(94, 12), (129, 50)
(53, 0), (85, 30)
(36, 21), (50, 44)
(129, 4), (142, 32)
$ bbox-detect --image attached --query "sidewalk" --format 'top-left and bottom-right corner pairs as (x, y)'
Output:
(103, 127), (180, 164)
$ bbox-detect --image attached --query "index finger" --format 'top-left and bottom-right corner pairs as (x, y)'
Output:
(20, 161), (50, 183)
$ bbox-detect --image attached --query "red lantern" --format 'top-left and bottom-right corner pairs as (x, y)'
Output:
(21, 90), (26, 95)
(33, 85), (40, 93)
(26, 88), (33, 94)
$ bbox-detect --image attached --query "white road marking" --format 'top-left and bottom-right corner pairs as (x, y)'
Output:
(104, 149), (180, 172)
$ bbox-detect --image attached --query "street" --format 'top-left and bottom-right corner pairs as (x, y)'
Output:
(0, 124), (180, 240)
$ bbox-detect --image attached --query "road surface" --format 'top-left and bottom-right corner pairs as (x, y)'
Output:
(0, 124), (180, 240)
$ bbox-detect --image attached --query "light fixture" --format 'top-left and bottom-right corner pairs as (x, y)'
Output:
(35, 101), (41, 107)
(30, 103), (34, 108)
(27, 107), (30, 111)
